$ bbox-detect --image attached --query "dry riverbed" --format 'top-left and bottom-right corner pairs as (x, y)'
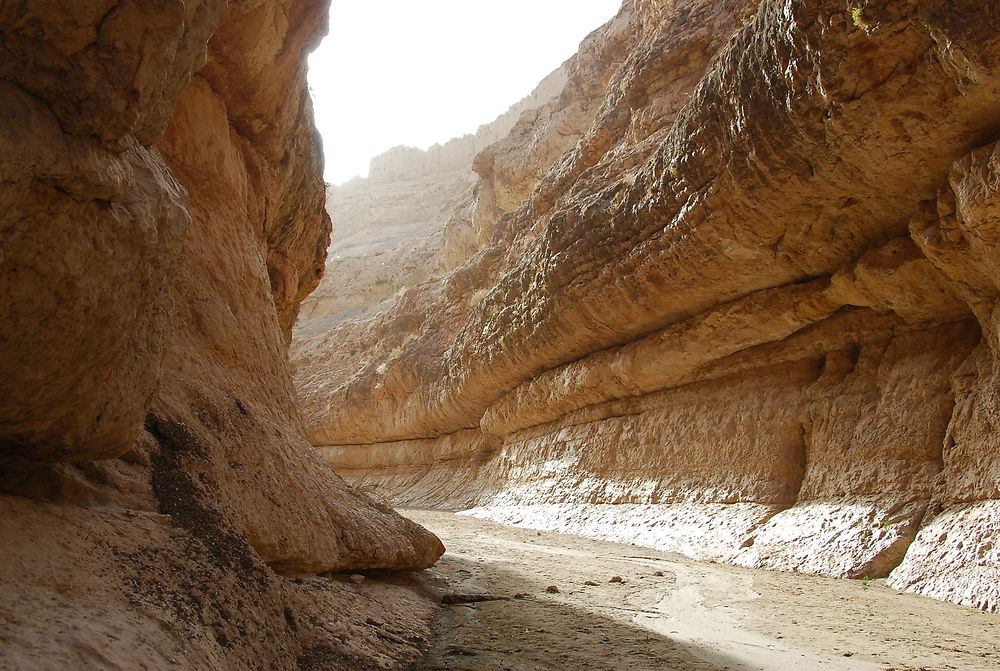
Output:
(401, 509), (998, 671)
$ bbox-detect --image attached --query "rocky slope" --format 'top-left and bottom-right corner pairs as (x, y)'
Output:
(0, 1), (443, 669)
(293, 0), (1000, 613)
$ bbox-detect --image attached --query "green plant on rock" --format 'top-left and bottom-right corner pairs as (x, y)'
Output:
(849, 3), (876, 34)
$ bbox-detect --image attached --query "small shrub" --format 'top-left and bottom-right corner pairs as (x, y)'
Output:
(849, 4), (876, 34)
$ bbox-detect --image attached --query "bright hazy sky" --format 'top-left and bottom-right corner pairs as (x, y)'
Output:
(308, 1), (623, 185)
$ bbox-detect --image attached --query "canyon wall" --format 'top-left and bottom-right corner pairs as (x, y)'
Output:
(0, 1), (443, 669)
(293, 0), (1000, 613)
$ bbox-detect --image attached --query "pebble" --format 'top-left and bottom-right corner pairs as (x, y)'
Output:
(350, 574), (365, 584)
(609, 576), (624, 583)
(545, 585), (560, 593)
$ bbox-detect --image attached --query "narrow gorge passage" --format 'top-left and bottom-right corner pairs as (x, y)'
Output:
(8, 0), (1000, 668)
(406, 510), (999, 671)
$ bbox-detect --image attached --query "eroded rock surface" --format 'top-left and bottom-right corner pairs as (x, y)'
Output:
(0, 0), (442, 668)
(293, 0), (1000, 612)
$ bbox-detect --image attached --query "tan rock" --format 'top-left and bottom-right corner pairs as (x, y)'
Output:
(0, 0), (444, 666)
(293, 0), (1000, 612)
(295, 59), (572, 338)
(0, 94), (188, 462)
(0, 494), (437, 671)
(153, 66), (442, 573)
(887, 501), (1000, 611)
(296, 167), (474, 336)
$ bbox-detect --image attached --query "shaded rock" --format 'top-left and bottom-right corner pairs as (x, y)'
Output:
(0, 0), (444, 667)
(440, 593), (509, 605)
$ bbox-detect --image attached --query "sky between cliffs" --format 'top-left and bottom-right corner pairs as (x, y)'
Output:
(309, 0), (623, 185)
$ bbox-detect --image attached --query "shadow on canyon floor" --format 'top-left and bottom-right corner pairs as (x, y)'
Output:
(404, 509), (999, 671)
(414, 552), (743, 671)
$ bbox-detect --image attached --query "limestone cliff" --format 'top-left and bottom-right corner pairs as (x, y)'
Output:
(294, 0), (1000, 613)
(0, 1), (442, 668)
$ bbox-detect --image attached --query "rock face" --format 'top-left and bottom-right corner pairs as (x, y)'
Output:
(0, 0), (442, 668)
(293, 0), (1000, 612)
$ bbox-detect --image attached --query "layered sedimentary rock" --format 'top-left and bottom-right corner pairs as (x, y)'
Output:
(0, 1), (442, 668)
(293, 0), (1000, 612)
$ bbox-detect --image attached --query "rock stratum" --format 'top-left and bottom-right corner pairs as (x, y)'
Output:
(0, 1), (443, 669)
(294, 0), (1000, 613)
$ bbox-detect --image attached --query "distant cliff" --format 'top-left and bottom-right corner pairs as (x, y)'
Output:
(367, 67), (567, 181)
(297, 60), (574, 335)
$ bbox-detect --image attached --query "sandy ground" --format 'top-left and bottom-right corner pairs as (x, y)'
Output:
(401, 509), (999, 671)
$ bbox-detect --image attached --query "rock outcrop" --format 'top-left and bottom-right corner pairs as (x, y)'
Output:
(0, 0), (443, 668)
(293, 0), (1000, 613)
